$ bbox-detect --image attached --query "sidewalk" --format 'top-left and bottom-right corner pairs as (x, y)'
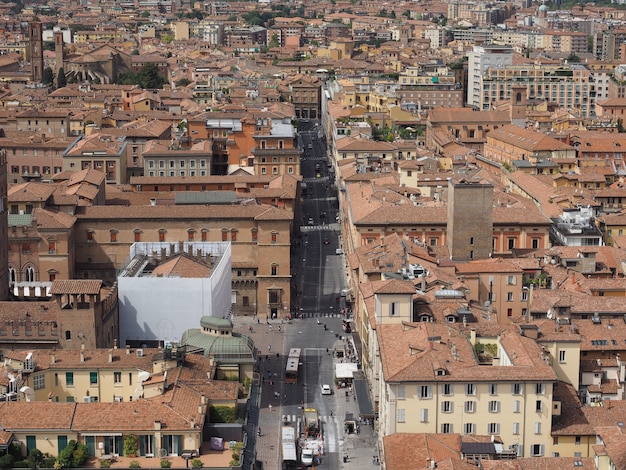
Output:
(233, 316), (381, 470)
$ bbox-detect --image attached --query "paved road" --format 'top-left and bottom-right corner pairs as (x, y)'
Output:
(236, 120), (380, 470)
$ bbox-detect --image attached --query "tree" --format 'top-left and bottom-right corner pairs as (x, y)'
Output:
(566, 52), (581, 63)
(27, 449), (44, 470)
(42, 67), (54, 85)
(57, 68), (67, 88)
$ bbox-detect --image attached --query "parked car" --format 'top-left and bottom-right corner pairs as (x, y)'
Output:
(321, 384), (333, 395)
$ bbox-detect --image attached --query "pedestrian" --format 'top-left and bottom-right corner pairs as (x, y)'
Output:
(268, 345), (271, 352)
(330, 410), (333, 417)
(248, 325), (253, 332)
(268, 404), (272, 411)
(276, 352), (279, 359)
(257, 427), (261, 436)
(273, 372), (277, 379)
(269, 325), (272, 332)
(278, 326), (281, 333)
(257, 318), (260, 324)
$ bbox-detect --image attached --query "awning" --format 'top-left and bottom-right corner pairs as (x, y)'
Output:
(354, 373), (375, 419)
(80, 433), (123, 437)
(335, 363), (358, 379)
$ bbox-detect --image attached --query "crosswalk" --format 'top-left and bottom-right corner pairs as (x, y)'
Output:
(301, 224), (339, 231)
(296, 311), (343, 318)
(282, 414), (338, 425)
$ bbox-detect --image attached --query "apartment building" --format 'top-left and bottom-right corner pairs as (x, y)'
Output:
(377, 322), (557, 458)
(62, 133), (128, 185)
(484, 124), (577, 173)
(396, 65), (464, 111)
(467, 45), (514, 110)
(479, 64), (596, 118)
(142, 140), (212, 178)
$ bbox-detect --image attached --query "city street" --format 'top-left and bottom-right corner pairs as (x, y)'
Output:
(234, 121), (379, 470)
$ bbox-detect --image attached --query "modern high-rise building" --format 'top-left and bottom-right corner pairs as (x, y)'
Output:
(467, 45), (513, 110)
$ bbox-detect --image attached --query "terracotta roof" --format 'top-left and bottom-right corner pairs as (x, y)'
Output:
(151, 254), (212, 278)
(49, 280), (103, 295)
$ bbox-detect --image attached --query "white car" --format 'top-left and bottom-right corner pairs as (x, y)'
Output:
(321, 384), (333, 395)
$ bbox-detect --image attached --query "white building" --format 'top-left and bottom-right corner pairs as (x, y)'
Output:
(467, 45), (513, 110)
(118, 242), (232, 346)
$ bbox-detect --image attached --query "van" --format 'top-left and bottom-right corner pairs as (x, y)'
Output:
(335, 248), (343, 255)
(301, 448), (314, 466)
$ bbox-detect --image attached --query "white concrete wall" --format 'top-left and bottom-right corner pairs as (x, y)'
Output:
(118, 242), (232, 346)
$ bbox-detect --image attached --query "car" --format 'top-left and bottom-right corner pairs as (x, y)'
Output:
(308, 217), (314, 225)
(308, 144), (313, 149)
(315, 163), (320, 171)
(316, 172), (321, 178)
(321, 384), (333, 395)
(323, 237), (330, 245)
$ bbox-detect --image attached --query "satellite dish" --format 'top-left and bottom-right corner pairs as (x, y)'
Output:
(158, 449), (168, 458)
(547, 308), (553, 319)
(483, 301), (491, 308)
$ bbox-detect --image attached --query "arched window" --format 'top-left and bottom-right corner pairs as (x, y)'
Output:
(221, 229), (228, 241)
(201, 229), (208, 242)
(8, 267), (16, 284)
(109, 229), (118, 243)
(251, 228), (258, 242)
(65, 330), (71, 340)
(188, 229), (195, 242)
(25, 266), (35, 282)
(134, 229), (142, 242)
(158, 229), (166, 242)
(271, 264), (278, 276)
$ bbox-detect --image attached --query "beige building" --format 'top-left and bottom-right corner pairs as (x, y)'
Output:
(63, 133), (128, 185)
(377, 322), (557, 458)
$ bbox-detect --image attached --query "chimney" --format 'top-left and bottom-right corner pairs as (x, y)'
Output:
(50, 354), (56, 365)
(108, 351), (113, 363)
(154, 420), (161, 430)
(198, 405), (203, 414)
(80, 350), (85, 363)
(190, 418), (195, 429)
(126, 345), (131, 355)
(114, 339), (118, 349)
(81, 343), (85, 350)
(469, 328), (476, 346)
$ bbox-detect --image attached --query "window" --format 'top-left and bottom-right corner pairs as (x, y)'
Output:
(559, 350), (566, 363)
(513, 400), (521, 413)
(188, 230), (195, 242)
(390, 303), (398, 316)
(508, 238), (515, 250)
(33, 374), (45, 390)
(90, 372), (98, 385)
(420, 408), (428, 422)
(536, 400), (543, 412)
(271, 264), (278, 276)
(507, 292), (513, 301)
(513, 422), (520, 435)
(536, 383), (545, 395)
(442, 384), (453, 396)
(397, 408), (405, 423)
(441, 401), (453, 413)
(201, 230), (208, 242)
(159, 230), (166, 242)
(222, 230), (228, 241)
(488, 401), (500, 413)
(231, 230), (237, 242)
(470, 237), (474, 245)
(534, 422), (542, 434)
(48, 242), (56, 254)
(441, 423), (452, 434)
(419, 385), (432, 399)
(489, 384), (498, 395)
(487, 423), (500, 434)
(575, 436), (581, 446)
(464, 423), (476, 435)
(22, 244), (30, 254)
(134, 230), (141, 242)
(397, 385), (405, 400)
(114, 372), (122, 384)
(465, 384), (476, 395)
(271, 232), (277, 244)
(531, 444), (544, 456)
(464, 401), (476, 413)
(252, 229), (258, 241)
(66, 372), (74, 387)
(512, 383), (522, 395)
(110, 230), (117, 243)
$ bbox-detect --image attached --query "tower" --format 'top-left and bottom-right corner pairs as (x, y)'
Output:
(28, 20), (44, 83)
(447, 179), (494, 262)
(0, 149), (7, 300)
(510, 84), (527, 127)
(54, 30), (64, 76)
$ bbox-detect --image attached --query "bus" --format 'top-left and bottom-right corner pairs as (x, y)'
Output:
(285, 348), (301, 383)
(281, 425), (299, 470)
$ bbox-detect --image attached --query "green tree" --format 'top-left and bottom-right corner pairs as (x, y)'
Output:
(268, 33), (279, 48)
(27, 449), (44, 470)
(42, 67), (54, 85)
(174, 78), (191, 87)
(566, 52), (581, 63)
(57, 67), (67, 88)
(43, 40), (55, 51)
